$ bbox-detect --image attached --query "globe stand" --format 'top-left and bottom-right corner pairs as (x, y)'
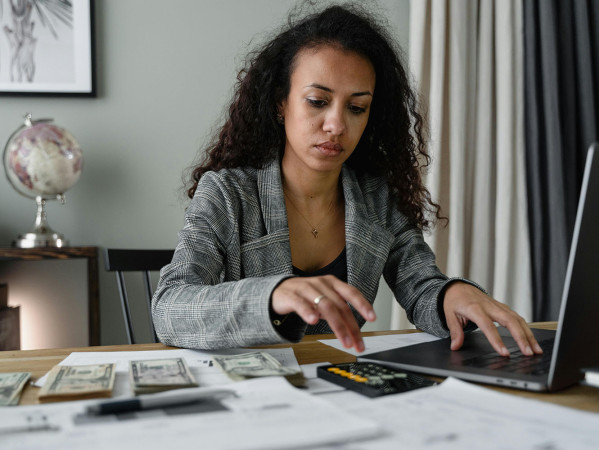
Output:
(13, 196), (68, 248)
(4, 114), (82, 248)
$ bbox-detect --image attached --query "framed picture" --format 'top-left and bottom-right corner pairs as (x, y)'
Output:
(0, 0), (95, 97)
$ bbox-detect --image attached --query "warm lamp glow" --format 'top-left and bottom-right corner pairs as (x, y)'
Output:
(3, 260), (88, 350)
(7, 294), (34, 351)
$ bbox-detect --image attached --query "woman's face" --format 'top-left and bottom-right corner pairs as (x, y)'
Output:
(280, 45), (375, 175)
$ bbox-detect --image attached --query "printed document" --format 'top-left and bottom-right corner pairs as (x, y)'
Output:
(318, 377), (599, 449)
(0, 377), (381, 450)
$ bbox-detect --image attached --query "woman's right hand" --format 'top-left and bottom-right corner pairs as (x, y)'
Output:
(271, 275), (376, 352)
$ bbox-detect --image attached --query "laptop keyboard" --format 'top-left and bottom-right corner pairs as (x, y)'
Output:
(462, 339), (554, 375)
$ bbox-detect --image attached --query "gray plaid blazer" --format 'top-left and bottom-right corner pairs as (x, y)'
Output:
(152, 159), (467, 350)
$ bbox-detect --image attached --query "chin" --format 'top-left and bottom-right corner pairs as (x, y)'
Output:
(307, 158), (345, 173)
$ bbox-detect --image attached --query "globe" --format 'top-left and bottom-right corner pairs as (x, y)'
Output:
(3, 114), (83, 247)
(4, 117), (83, 199)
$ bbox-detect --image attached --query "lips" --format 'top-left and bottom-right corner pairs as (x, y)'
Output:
(316, 141), (343, 153)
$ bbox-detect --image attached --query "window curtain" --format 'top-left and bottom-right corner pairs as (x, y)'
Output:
(523, 0), (599, 321)
(392, 0), (532, 329)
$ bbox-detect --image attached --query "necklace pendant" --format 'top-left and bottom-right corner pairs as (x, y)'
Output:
(311, 229), (318, 238)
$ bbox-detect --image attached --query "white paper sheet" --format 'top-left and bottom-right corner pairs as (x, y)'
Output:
(0, 377), (381, 450)
(319, 331), (440, 356)
(300, 362), (345, 395)
(316, 377), (599, 449)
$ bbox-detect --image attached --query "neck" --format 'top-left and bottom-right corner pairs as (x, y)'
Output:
(281, 162), (341, 204)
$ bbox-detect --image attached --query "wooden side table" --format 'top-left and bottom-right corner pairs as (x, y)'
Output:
(0, 247), (99, 346)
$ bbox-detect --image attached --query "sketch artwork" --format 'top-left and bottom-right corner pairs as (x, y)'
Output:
(0, 0), (73, 84)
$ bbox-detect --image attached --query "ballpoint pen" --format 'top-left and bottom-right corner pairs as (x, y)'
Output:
(86, 388), (236, 416)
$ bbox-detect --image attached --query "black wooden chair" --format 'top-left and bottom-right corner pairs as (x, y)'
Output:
(104, 248), (174, 344)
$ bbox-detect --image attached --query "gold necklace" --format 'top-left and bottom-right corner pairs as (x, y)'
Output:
(283, 190), (336, 238)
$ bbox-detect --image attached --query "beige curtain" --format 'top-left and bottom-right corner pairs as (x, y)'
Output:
(392, 0), (532, 329)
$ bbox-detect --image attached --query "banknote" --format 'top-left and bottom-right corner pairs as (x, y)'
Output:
(38, 363), (116, 403)
(129, 357), (198, 394)
(212, 351), (305, 386)
(0, 372), (31, 406)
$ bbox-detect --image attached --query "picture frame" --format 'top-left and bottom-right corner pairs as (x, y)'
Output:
(0, 0), (95, 97)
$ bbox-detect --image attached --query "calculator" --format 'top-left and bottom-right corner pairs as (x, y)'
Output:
(317, 362), (437, 398)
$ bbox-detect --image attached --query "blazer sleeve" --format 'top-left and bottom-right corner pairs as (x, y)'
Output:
(151, 173), (292, 350)
(382, 210), (484, 338)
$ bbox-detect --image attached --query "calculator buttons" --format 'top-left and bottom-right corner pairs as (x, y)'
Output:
(317, 362), (437, 398)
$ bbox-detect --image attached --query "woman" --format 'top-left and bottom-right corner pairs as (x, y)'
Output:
(152, 4), (542, 357)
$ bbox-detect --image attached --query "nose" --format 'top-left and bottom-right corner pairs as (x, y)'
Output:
(322, 106), (346, 136)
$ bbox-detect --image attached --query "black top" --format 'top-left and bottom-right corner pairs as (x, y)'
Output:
(292, 247), (347, 282)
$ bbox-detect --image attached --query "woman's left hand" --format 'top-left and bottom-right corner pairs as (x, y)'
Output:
(443, 282), (544, 357)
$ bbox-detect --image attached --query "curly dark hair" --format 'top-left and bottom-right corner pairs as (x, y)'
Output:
(187, 2), (445, 230)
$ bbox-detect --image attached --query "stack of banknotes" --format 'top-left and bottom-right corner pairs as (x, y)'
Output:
(38, 363), (116, 403)
(0, 372), (31, 406)
(212, 351), (305, 387)
(30, 354), (300, 404)
(129, 357), (198, 395)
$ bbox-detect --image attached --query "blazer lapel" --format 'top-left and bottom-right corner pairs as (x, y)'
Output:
(341, 166), (395, 303)
(240, 160), (293, 278)
(258, 159), (289, 235)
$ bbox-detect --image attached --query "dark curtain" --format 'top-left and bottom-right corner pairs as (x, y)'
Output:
(523, 0), (599, 321)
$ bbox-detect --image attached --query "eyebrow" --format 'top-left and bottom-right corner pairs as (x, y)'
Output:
(306, 83), (373, 97)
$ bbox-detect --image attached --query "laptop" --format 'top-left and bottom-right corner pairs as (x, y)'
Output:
(360, 144), (599, 392)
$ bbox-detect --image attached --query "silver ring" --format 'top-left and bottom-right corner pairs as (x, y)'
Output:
(313, 295), (325, 305)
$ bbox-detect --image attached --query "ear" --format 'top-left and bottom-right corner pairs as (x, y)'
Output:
(276, 102), (286, 124)
(277, 101), (286, 117)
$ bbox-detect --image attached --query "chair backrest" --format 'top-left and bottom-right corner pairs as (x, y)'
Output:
(104, 248), (174, 345)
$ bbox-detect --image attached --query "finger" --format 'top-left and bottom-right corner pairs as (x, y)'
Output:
(307, 283), (365, 351)
(292, 293), (321, 325)
(316, 296), (365, 352)
(328, 278), (376, 322)
(284, 282), (361, 351)
(445, 312), (465, 351)
(500, 314), (542, 356)
(475, 318), (510, 357)
(318, 295), (362, 347)
(272, 289), (320, 324)
(529, 330), (544, 354)
(301, 278), (368, 351)
(481, 302), (541, 355)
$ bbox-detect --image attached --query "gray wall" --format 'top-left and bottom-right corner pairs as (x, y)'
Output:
(0, 0), (410, 348)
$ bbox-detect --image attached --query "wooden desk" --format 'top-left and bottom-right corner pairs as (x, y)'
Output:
(0, 322), (599, 413)
(0, 246), (99, 346)
(1, 323), (597, 412)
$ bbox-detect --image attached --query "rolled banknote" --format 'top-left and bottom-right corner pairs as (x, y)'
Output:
(0, 372), (31, 406)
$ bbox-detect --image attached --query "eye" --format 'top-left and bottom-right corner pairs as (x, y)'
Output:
(307, 98), (327, 108)
(348, 104), (367, 114)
